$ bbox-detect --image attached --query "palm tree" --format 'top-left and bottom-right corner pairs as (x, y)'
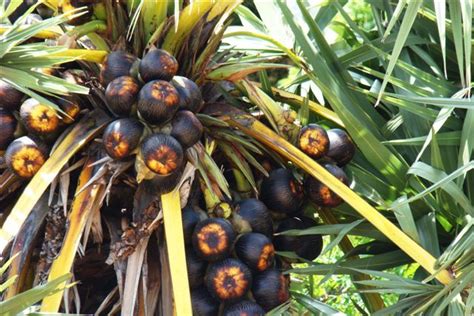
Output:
(0, 0), (472, 315)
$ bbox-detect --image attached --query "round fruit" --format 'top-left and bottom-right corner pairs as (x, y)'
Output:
(171, 76), (203, 113)
(191, 287), (219, 316)
(206, 258), (252, 302)
(252, 269), (290, 311)
(144, 165), (184, 195)
(140, 133), (184, 176)
(20, 98), (60, 136)
(57, 97), (81, 124)
(137, 80), (180, 125)
(0, 108), (17, 150)
(183, 206), (201, 244)
(192, 218), (235, 261)
(139, 49), (178, 82)
(186, 247), (208, 289)
(298, 123), (329, 159)
(274, 216), (323, 261)
(260, 168), (303, 215)
(170, 110), (203, 148)
(233, 199), (273, 237)
(235, 233), (275, 272)
(0, 79), (24, 111)
(5, 136), (48, 179)
(105, 76), (140, 116)
(326, 128), (355, 166)
(305, 164), (348, 207)
(223, 300), (265, 316)
(100, 51), (138, 86)
(102, 118), (143, 160)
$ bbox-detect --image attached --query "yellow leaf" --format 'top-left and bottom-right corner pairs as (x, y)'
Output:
(41, 156), (105, 312)
(161, 190), (192, 316)
(161, 0), (215, 55)
(49, 49), (108, 63)
(0, 26), (60, 39)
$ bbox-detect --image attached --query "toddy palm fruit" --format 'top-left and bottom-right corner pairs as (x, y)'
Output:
(140, 133), (184, 176)
(105, 76), (140, 116)
(326, 128), (355, 166)
(139, 49), (178, 82)
(305, 164), (348, 207)
(192, 218), (236, 261)
(234, 233), (275, 272)
(102, 118), (143, 160)
(206, 258), (252, 302)
(5, 136), (48, 179)
(137, 80), (180, 125)
(20, 98), (60, 136)
(298, 123), (329, 159)
(260, 168), (303, 215)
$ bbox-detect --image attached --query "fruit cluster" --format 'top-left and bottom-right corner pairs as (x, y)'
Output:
(100, 49), (203, 184)
(297, 124), (355, 208)
(181, 125), (355, 314)
(183, 200), (291, 316)
(0, 76), (82, 179)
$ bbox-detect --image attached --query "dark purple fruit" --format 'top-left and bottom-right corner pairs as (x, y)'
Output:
(20, 98), (60, 136)
(0, 79), (24, 111)
(170, 110), (203, 148)
(102, 119), (143, 160)
(235, 233), (274, 272)
(137, 80), (180, 125)
(305, 164), (348, 207)
(252, 269), (290, 311)
(206, 258), (252, 302)
(260, 168), (303, 215)
(183, 206), (201, 244)
(57, 97), (81, 124)
(145, 165), (184, 194)
(191, 287), (219, 316)
(171, 76), (203, 113)
(298, 123), (329, 159)
(192, 218), (235, 261)
(139, 49), (178, 82)
(326, 128), (355, 166)
(140, 133), (184, 176)
(223, 300), (265, 316)
(100, 51), (138, 86)
(105, 76), (140, 116)
(186, 247), (208, 289)
(274, 216), (323, 261)
(233, 199), (273, 237)
(0, 108), (17, 150)
(5, 136), (48, 179)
